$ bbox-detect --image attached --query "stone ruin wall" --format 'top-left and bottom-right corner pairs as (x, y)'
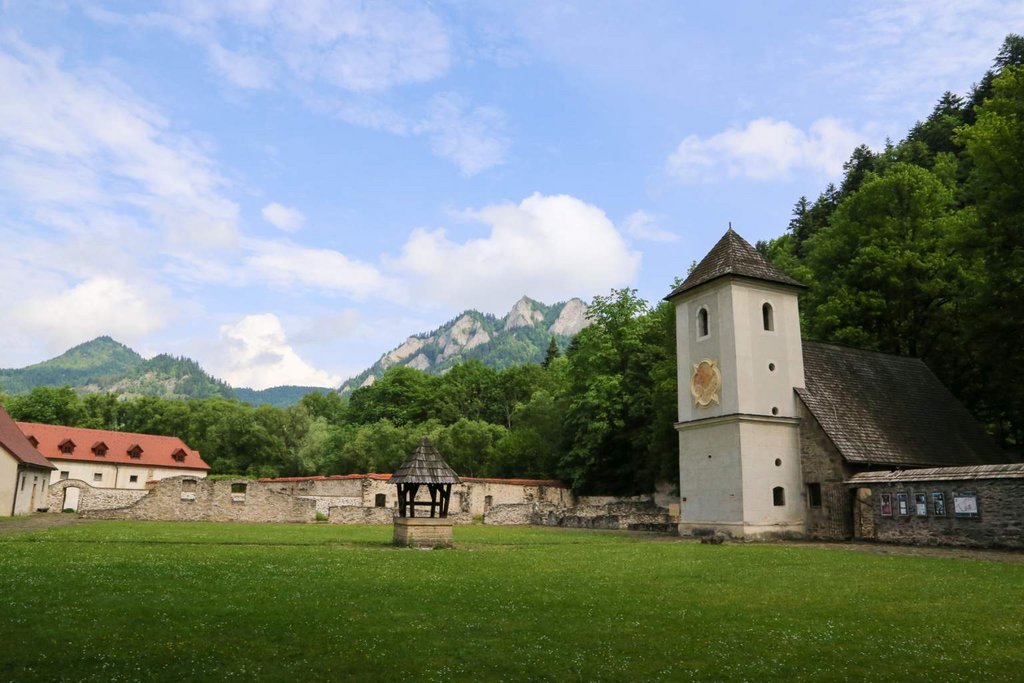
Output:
(81, 476), (315, 523)
(48, 479), (149, 512)
(485, 497), (679, 532)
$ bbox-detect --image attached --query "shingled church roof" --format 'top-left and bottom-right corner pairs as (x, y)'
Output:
(391, 437), (461, 485)
(665, 227), (804, 299)
(797, 341), (1007, 468)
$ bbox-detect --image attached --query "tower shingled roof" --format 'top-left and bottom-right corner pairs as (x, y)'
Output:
(665, 227), (804, 299)
(390, 437), (461, 485)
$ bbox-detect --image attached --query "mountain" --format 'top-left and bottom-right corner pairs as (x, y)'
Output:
(0, 337), (327, 406)
(339, 296), (590, 394)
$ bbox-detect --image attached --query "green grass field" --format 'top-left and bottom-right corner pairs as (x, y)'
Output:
(1, 522), (1022, 681)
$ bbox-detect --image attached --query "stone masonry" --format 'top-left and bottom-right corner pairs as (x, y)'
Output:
(848, 467), (1024, 549)
(81, 476), (315, 523)
(48, 479), (149, 512)
(797, 400), (856, 540)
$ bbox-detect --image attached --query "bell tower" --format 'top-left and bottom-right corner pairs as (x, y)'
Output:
(665, 227), (807, 538)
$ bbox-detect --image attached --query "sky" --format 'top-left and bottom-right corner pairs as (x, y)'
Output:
(1, 1), (1022, 390)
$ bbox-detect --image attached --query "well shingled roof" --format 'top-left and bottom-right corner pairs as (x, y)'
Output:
(666, 227), (804, 299)
(391, 437), (461, 485)
(797, 341), (1006, 468)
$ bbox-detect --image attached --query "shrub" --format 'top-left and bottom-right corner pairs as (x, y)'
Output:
(315, 511), (328, 522)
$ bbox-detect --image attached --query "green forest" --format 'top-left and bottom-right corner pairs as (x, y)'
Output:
(2, 37), (1022, 493)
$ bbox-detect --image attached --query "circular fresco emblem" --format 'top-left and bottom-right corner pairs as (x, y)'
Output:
(690, 359), (721, 408)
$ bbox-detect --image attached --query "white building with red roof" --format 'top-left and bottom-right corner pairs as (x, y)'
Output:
(0, 407), (56, 516)
(17, 422), (210, 490)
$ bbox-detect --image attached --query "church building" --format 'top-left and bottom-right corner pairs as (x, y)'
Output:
(666, 228), (1009, 540)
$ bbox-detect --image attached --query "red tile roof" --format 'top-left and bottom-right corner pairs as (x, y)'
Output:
(259, 473), (567, 488)
(0, 407), (55, 470)
(17, 422), (210, 471)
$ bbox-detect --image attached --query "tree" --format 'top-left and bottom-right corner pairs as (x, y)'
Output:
(543, 336), (560, 368)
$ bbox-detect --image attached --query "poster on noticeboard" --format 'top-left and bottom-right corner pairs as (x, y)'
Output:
(880, 493), (893, 517)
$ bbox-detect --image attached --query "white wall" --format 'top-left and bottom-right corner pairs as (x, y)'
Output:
(0, 448), (18, 516)
(47, 460), (207, 489)
(677, 420), (743, 526)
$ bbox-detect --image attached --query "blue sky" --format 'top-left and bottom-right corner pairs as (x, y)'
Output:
(1, 1), (1021, 389)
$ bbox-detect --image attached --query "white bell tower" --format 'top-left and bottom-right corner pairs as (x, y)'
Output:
(665, 228), (807, 539)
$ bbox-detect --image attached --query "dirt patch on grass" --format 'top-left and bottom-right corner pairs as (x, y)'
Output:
(0, 514), (93, 536)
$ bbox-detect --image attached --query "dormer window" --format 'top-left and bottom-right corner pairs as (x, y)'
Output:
(171, 448), (187, 463)
(58, 438), (76, 455)
(91, 441), (108, 457)
(127, 444), (144, 460)
(762, 302), (774, 331)
(27, 436), (38, 448)
(697, 307), (710, 338)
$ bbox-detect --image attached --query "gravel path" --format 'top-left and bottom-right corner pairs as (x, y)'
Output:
(0, 514), (92, 536)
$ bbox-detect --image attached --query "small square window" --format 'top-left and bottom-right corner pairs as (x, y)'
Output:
(93, 473), (103, 482)
(60, 471), (69, 480)
(129, 475), (139, 483)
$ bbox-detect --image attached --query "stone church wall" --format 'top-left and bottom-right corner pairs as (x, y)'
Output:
(858, 477), (1024, 549)
(81, 476), (315, 523)
(797, 400), (854, 540)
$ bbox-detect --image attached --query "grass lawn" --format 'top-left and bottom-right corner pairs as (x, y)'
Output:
(1, 522), (1022, 681)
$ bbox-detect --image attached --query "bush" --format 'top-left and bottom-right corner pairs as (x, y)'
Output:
(314, 511), (328, 522)
(62, 508), (75, 513)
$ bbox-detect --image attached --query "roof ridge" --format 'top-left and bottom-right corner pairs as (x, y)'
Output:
(665, 227), (804, 299)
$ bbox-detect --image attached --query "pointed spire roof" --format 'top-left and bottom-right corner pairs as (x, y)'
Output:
(390, 437), (461, 485)
(665, 227), (805, 299)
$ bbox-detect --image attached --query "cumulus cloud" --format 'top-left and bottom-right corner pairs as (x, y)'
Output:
(216, 314), (342, 390)
(244, 239), (402, 301)
(666, 117), (868, 183)
(16, 276), (170, 353)
(622, 210), (678, 243)
(389, 193), (640, 313)
(261, 202), (305, 232)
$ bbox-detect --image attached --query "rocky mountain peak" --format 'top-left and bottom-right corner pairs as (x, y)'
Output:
(549, 297), (591, 336)
(503, 296), (544, 331)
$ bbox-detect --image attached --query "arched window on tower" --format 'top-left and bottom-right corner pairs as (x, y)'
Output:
(762, 302), (774, 331)
(772, 486), (786, 506)
(698, 307), (709, 338)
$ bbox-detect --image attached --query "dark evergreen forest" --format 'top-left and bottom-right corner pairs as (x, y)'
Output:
(2, 37), (1021, 493)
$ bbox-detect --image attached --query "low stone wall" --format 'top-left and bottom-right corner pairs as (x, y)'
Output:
(300, 496), (362, 516)
(328, 505), (395, 524)
(48, 479), (148, 512)
(855, 477), (1024, 549)
(485, 500), (677, 532)
(81, 476), (315, 523)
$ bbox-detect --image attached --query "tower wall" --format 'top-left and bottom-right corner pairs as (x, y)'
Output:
(673, 273), (807, 539)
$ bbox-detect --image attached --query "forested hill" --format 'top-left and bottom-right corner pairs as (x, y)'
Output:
(758, 34), (1024, 448)
(339, 296), (590, 394)
(0, 337), (328, 406)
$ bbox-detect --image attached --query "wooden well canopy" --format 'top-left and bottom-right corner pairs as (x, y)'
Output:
(391, 437), (461, 518)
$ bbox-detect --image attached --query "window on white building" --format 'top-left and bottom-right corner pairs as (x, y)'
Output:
(93, 473), (103, 482)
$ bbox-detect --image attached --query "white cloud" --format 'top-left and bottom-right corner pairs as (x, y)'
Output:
(261, 202), (305, 232)
(418, 93), (509, 176)
(244, 239), (402, 301)
(824, 0), (1024, 111)
(0, 38), (240, 248)
(16, 276), (170, 353)
(389, 193), (640, 313)
(208, 43), (276, 89)
(216, 314), (341, 389)
(666, 117), (868, 183)
(622, 210), (677, 243)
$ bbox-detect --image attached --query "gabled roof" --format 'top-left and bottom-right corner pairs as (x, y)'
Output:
(665, 227), (804, 299)
(18, 422), (210, 471)
(0, 407), (55, 470)
(797, 341), (1007, 468)
(390, 437), (461, 485)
